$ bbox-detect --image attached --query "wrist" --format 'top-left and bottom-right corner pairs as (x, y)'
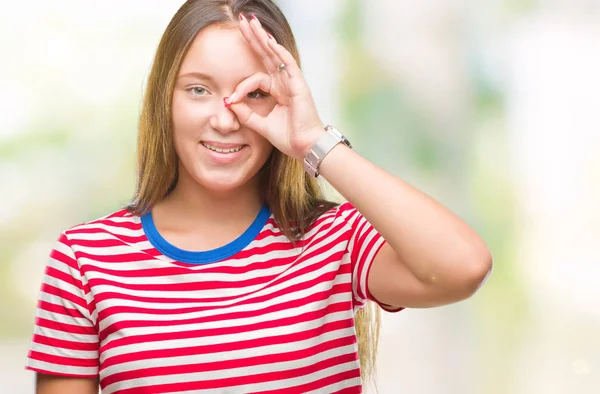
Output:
(302, 125), (353, 178)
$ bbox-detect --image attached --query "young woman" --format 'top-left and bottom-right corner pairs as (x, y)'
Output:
(26, 1), (492, 393)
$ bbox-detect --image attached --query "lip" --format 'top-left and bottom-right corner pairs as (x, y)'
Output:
(200, 142), (248, 164)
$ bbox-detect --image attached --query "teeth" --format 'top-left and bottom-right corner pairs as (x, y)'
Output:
(201, 142), (243, 153)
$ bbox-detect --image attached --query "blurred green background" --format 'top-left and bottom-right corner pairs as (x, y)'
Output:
(1, 1), (599, 393)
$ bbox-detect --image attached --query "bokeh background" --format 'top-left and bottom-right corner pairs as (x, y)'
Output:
(1, 0), (599, 393)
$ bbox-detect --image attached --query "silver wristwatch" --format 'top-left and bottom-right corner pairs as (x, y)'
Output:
(303, 125), (353, 178)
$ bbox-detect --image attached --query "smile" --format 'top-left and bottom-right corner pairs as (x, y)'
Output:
(200, 142), (245, 153)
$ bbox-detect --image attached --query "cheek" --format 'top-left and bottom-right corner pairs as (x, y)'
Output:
(254, 135), (274, 161)
(172, 94), (210, 138)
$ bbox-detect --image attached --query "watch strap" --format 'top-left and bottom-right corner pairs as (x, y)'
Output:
(303, 125), (351, 178)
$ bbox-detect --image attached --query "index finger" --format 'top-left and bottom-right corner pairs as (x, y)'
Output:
(226, 72), (273, 105)
(238, 13), (279, 73)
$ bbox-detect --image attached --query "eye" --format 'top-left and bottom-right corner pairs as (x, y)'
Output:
(247, 89), (269, 100)
(188, 86), (209, 96)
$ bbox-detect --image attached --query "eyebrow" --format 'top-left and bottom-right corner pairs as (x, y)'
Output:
(177, 72), (215, 81)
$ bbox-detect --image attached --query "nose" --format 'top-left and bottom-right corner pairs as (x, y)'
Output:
(209, 98), (240, 134)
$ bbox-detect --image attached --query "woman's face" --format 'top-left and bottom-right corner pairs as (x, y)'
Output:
(171, 24), (275, 194)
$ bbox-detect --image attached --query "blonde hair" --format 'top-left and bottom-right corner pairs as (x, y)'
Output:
(126, 0), (381, 385)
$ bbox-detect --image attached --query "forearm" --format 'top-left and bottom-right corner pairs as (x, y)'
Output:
(318, 144), (492, 286)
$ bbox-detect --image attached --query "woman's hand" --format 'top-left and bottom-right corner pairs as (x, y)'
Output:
(226, 14), (325, 160)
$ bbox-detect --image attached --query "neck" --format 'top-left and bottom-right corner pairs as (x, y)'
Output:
(156, 170), (264, 229)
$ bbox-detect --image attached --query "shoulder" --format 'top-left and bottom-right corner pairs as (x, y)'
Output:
(306, 201), (358, 234)
(62, 207), (141, 242)
(321, 201), (361, 223)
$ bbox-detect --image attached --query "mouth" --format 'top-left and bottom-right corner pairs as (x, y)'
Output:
(200, 141), (247, 153)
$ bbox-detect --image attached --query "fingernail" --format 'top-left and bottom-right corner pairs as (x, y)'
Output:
(223, 97), (230, 107)
(239, 13), (245, 21)
(266, 32), (273, 40)
(251, 14), (257, 21)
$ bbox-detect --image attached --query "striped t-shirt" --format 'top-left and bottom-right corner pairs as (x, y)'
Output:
(26, 201), (402, 393)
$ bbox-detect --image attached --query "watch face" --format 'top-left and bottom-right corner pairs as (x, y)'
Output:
(326, 126), (352, 149)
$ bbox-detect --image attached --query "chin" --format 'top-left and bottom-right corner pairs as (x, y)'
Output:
(191, 167), (258, 194)
(175, 146), (271, 194)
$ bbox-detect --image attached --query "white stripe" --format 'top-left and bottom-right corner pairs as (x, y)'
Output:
(304, 376), (362, 394)
(101, 309), (350, 365)
(46, 255), (83, 283)
(81, 248), (302, 283)
(355, 225), (378, 267)
(94, 270), (351, 318)
(100, 293), (352, 360)
(41, 275), (85, 304)
(70, 222), (145, 237)
(100, 328), (356, 379)
(92, 243), (346, 302)
(101, 289), (349, 328)
(99, 273), (352, 345)
(33, 325), (97, 344)
(36, 307), (92, 327)
(52, 239), (77, 260)
(67, 231), (150, 248)
(26, 358), (98, 377)
(37, 292), (95, 326)
(83, 249), (324, 286)
(30, 341), (98, 360)
(103, 353), (357, 394)
(356, 233), (385, 304)
(78, 244), (299, 271)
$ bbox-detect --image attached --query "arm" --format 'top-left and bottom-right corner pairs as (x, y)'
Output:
(36, 373), (98, 394)
(319, 143), (492, 308)
(228, 16), (492, 308)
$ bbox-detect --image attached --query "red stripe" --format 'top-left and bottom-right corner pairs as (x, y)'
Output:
(25, 365), (98, 378)
(252, 368), (361, 394)
(49, 248), (78, 271)
(350, 218), (369, 265)
(76, 250), (161, 263)
(100, 315), (354, 370)
(45, 266), (84, 292)
(28, 350), (98, 368)
(98, 281), (350, 347)
(72, 238), (142, 248)
(37, 300), (85, 320)
(67, 228), (145, 244)
(32, 333), (98, 351)
(99, 289), (350, 347)
(35, 317), (96, 336)
(104, 209), (131, 219)
(86, 218), (141, 231)
(112, 352), (357, 394)
(92, 250), (345, 306)
(354, 230), (380, 300)
(96, 281), (350, 328)
(41, 283), (88, 310)
(331, 387), (362, 394)
(101, 334), (356, 387)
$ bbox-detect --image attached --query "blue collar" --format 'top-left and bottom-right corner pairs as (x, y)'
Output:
(141, 205), (271, 264)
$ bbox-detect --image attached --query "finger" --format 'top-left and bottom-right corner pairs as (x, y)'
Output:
(238, 14), (278, 72)
(226, 72), (272, 105)
(228, 101), (269, 136)
(267, 39), (303, 80)
(247, 15), (285, 75)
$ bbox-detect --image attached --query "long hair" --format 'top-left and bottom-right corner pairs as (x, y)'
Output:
(126, 0), (381, 385)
